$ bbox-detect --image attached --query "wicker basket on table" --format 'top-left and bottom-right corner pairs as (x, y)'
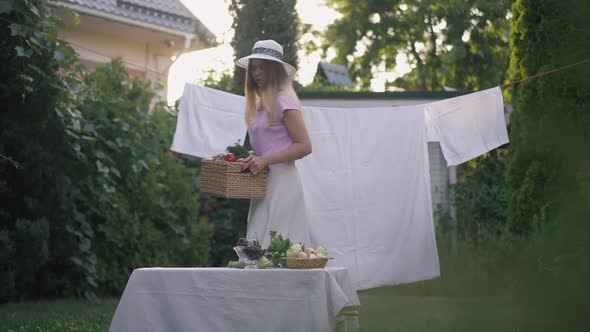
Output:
(200, 159), (267, 199)
(284, 257), (333, 269)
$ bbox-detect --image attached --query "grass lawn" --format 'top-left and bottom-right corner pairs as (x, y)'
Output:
(0, 280), (564, 332)
(358, 289), (552, 332)
(0, 299), (118, 332)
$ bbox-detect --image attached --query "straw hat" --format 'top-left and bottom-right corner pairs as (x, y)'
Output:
(235, 39), (296, 76)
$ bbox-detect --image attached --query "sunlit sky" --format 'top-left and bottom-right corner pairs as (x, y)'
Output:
(168, 0), (410, 104)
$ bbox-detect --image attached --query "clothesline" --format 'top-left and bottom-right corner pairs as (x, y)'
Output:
(499, 58), (590, 88)
(1, 15), (589, 88)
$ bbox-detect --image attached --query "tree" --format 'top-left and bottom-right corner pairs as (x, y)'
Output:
(0, 0), (84, 301)
(229, 0), (301, 94)
(503, 2), (590, 325)
(320, 0), (513, 90)
(505, 0), (590, 233)
(200, 69), (234, 93)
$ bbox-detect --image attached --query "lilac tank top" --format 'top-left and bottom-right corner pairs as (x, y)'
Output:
(249, 95), (301, 156)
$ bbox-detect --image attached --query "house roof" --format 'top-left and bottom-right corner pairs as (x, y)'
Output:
(55, 0), (216, 43)
(316, 62), (354, 88)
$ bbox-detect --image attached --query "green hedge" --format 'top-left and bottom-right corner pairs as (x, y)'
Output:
(76, 62), (212, 295)
(1, 0), (211, 301)
(506, 0), (590, 233)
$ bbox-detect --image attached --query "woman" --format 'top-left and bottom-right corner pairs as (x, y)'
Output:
(235, 39), (312, 248)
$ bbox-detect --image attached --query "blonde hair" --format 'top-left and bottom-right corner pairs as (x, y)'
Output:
(244, 59), (300, 126)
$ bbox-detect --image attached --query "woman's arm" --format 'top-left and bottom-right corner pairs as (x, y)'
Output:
(243, 109), (312, 174)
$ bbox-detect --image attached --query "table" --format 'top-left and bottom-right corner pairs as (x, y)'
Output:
(109, 267), (360, 332)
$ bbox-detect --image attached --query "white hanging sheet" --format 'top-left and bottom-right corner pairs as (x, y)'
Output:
(171, 83), (509, 290)
(171, 84), (247, 158)
(297, 105), (440, 290)
(425, 87), (509, 165)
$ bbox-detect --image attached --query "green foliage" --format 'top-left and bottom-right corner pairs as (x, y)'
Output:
(452, 149), (507, 243)
(71, 61), (212, 294)
(229, 0), (301, 94)
(505, 0), (590, 233)
(225, 141), (250, 159)
(11, 219), (50, 297)
(199, 69), (234, 93)
(1, 0), (212, 300)
(200, 194), (249, 267)
(431, 2), (590, 324)
(266, 234), (292, 267)
(502, 0), (589, 325)
(321, 0), (512, 90)
(0, 0), (85, 301)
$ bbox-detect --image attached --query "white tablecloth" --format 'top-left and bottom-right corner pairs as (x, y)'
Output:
(109, 267), (360, 332)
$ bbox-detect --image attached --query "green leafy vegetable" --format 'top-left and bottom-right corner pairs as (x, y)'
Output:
(266, 233), (292, 267)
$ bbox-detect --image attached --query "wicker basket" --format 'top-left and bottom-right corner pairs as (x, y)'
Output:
(284, 257), (333, 269)
(200, 160), (267, 199)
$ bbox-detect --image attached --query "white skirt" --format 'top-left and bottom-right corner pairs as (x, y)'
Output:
(246, 162), (310, 248)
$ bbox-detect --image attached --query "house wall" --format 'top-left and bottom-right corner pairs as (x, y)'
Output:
(55, 11), (197, 100)
(299, 98), (453, 216)
(79, 58), (147, 80)
(60, 25), (170, 88)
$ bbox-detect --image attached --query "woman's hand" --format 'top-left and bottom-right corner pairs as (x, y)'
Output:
(242, 154), (269, 175)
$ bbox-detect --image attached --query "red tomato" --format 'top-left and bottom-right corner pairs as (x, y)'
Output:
(224, 153), (237, 162)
